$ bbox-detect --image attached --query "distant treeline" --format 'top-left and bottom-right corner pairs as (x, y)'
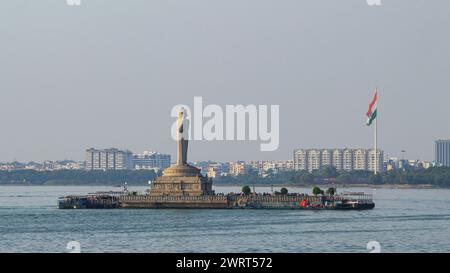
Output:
(215, 166), (450, 188)
(1, 167), (450, 187)
(0, 170), (158, 186)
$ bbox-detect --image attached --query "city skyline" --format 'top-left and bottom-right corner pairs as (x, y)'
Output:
(0, 141), (446, 164)
(0, 144), (438, 166)
(1, 1), (450, 162)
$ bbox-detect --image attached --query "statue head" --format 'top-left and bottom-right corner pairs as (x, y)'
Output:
(178, 107), (186, 119)
(171, 105), (191, 143)
(176, 107), (190, 138)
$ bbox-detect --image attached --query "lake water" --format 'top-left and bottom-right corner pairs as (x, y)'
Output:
(0, 186), (449, 253)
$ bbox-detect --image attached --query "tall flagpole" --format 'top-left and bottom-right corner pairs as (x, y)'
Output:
(374, 88), (378, 175)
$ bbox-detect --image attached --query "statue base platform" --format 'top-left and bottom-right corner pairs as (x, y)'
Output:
(149, 164), (214, 197)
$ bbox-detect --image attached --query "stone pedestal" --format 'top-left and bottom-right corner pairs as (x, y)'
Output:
(150, 165), (214, 197)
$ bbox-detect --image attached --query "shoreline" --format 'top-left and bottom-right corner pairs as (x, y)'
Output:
(215, 183), (441, 189)
(0, 183), (443, 189)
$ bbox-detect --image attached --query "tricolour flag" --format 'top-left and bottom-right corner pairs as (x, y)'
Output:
(366, 91), (378, 126)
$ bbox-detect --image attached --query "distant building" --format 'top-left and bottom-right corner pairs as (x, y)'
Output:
(207, 165), (222, 178)
(368, 149), (384, 173)
(276, 160), (294, 172)
(133, 151), (171, 171)
(0, 161), (84, 171)
(191, 161), (211, 173)
(342, 149), (354, 171)
(332, 149), (344, 170)
(418, 160), (434, 169)
(229, 161), (250, 176)
(321, 149), (333, 168)
(85, 148), (133, 171)
(43, 160), (84, 171)
(353, 149), (368, 171)
(224, 160), (294, 177)
(294, 148), (384, 173)
(207, 162), (226, 173)
(386, 158), (397, 171)
(307, 149), (322, 172)
(398, 159), (409, 170)
(294, 150), (308, 171)
(436, 140), (450, 167)
(220, 162), (230, 176)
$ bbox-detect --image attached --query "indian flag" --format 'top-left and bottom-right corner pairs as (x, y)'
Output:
(366, 91), (378, 126)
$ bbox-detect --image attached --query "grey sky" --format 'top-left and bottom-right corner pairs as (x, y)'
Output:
(1, 0), (449, 163)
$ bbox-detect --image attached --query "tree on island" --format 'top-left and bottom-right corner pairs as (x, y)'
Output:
(321, 166), (339, 179)
(336, 173), (352, 183)
(326, 187), (336, 196)
(291, 172), (315, 184)
(242, 185), (251, 195)
(280, 187), (288, 195)
(312, 186), (323, 195)
(368, 173), (383, 184)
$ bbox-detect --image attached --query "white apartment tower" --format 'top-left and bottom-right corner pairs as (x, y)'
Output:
(85, 148), (134, 171)
(293, 149), (308, 171)
(294, 148), (384, 173)
(332, 149), (343, 170)
(342, 149), (354, 171)
(133, 151), (171, 171)
(307, 149), (322, 172)
(321, 149), (333, 168)
(353, 149), (368, 171)
(368, 149), (384, 173)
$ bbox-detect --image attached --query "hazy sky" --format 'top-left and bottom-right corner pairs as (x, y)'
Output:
(1, 0), (449, 163)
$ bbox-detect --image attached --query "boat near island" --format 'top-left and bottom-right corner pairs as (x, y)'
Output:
(58, 108), (375, 210)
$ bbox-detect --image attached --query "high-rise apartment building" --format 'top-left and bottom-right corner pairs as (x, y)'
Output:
(307, 149), (322, 172)
(294, 148), (384, 173)
(321, 149), (333, 168)
(85, 148), (133, 171)
(294, 150), (308, 171)
(342, 149), (354, 171)
(436, 140), (450, 167)
(332, 149), (343, 170)
(353, 149), (368, 171)
(368, 149), (384, 173)
(133, 151), (171, 171)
